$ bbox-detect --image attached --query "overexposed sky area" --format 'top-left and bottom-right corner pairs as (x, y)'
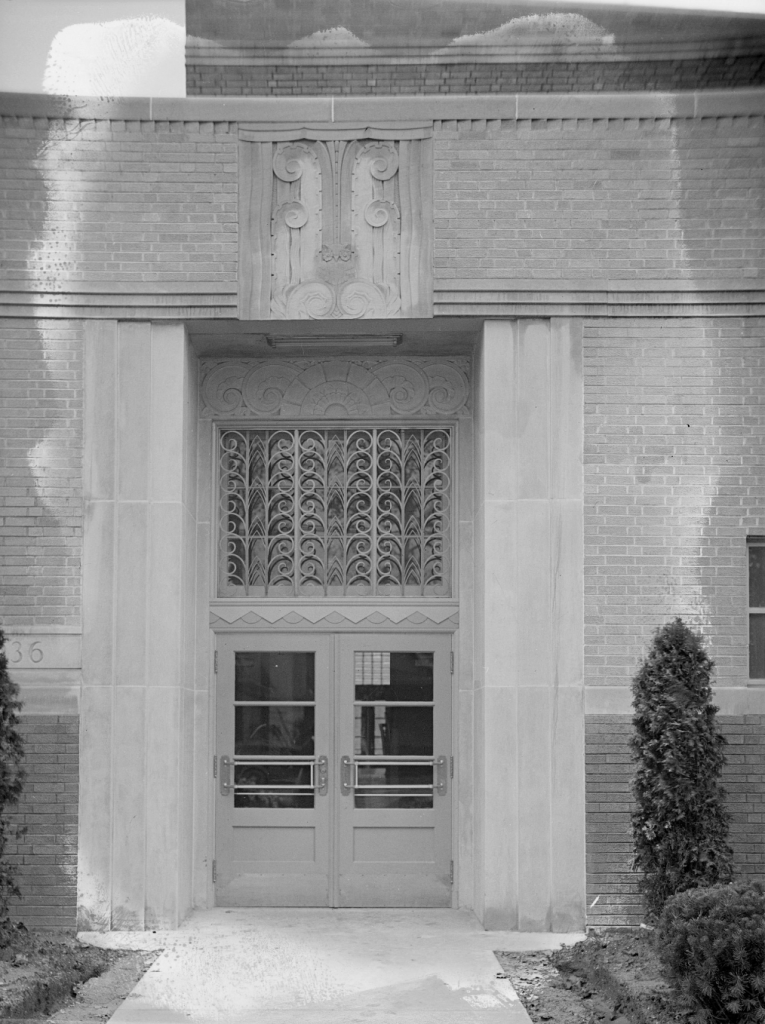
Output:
(0, 0), (763, 97)
(0, 0), (185, 95)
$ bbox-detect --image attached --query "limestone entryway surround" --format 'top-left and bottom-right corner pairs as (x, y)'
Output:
(79, 317), (585, 930)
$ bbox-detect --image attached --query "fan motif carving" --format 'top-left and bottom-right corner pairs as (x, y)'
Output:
(200, 357), (470, 419)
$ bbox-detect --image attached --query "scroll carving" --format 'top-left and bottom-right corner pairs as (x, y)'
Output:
(200, 357), (470, 419)
(239, 126), (433, 320)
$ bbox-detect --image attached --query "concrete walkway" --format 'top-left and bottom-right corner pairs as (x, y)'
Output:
(80, 909), (585, 1024)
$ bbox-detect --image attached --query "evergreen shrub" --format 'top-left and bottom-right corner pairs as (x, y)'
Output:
(655, 883), (765, 1023)
(0, 630), (25, 940)
(631, 618), (733, 919)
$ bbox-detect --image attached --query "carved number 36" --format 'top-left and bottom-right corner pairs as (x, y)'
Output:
(6, 641), (43, 664)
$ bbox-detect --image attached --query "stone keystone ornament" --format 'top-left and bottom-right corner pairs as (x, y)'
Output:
(238, 123), (434, 319)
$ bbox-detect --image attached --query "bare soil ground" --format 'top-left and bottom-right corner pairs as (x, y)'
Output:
(0, 927), (158, 1023)
(496, 930), (690, 1024)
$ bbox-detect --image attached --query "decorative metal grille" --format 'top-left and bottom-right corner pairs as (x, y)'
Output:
(219, 427), (452, 597)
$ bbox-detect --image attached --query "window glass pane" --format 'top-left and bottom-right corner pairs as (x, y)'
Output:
(354, 706), (432, 756)
(354, 651), (434, 701)
(750, 546), (765, 608)
(235, 706), (315, 756)
(750, 614), (765, 679)
(235, 652), (314, 702)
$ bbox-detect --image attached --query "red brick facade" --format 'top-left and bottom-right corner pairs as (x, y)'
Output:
(7, 716), (78, 931)
(586, 715), (765, 929)
(187, 56), (765, 98)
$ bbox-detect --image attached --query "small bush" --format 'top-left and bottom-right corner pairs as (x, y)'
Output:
(631, 618), (733, 919)
(655, 883), (765, 1023)
(0, 630), (25, 941)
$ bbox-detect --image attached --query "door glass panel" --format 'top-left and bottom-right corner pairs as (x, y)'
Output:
(354, 707), (433, 756)
(354, 763), (433, 809)
(353, 651), (434, 808)
(354, 652), (434, 701)
(234, 651), (315, 808)
(234, 763), (314, 810)
(236, 707), (315, 756)
(235, 652), (314, 701)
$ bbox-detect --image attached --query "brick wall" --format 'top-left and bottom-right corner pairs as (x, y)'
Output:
(0, 320), (83, 628)
(586, 714), (765, 929)
(187, 56), (765, 96)
(434, 117), (765, 284)
(0, 116), (237, 294)
(583, 318), (765, 688)
(7, 715), (79, 931)
(1, 114), (763, 297)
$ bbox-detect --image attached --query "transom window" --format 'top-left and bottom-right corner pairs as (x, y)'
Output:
(218, 427), (452, 598)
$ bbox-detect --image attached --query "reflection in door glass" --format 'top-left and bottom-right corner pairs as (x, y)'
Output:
(354, 707), (433, 756)
(233, 651), (315, 809)
(353, 651), (434, 809)
(354, 652), (433, 701)
(235, 652), (314, 701)
(235, 706), (315, 756)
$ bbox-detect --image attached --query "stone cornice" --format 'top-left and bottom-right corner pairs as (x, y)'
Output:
(1, 88), (763, 123)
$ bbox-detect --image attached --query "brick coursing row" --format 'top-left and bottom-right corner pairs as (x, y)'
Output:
(583, 318), (765, 690)
(586, 714), (765, 929)
(0, 321), (83, 627)
(187, 56), (765, 96)
(6, 715), (78, 931)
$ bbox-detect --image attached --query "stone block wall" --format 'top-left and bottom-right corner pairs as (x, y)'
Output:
(586, 714), (765, 929)
(7, 715), (79, 931)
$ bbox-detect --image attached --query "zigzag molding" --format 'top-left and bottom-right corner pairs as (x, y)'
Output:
(210, 606), (459, 630)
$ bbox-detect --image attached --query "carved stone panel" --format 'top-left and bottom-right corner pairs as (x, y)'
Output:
(238, 124), (433, 320)
(200, 357), (470, 419)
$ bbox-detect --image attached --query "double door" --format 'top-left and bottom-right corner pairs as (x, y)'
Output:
(214, 632), (452, 907)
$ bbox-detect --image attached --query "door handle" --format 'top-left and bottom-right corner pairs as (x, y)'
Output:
(435, 756), (448, 796)
(316, 755), (328, 796)
(339, 756), (448, 795)
(219, 755), (232, 796)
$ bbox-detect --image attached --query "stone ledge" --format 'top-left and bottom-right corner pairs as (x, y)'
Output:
(1, 89), (763, 123)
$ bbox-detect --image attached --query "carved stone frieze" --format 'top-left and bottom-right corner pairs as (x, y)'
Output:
(238, 125), (433, 319)
(200, 357), (470, 418)
(209, 606), (459, 631)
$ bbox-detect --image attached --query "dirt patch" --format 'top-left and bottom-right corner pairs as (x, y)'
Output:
(0, 926), (158, 1022)
(496, 931), (689, 1024)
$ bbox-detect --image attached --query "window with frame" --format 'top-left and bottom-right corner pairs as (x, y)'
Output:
(218, 426), (452, 598)
(750, 539), (765, 681)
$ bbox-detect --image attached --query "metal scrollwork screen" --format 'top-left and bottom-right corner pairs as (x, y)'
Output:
(219, 427), (452, 598)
